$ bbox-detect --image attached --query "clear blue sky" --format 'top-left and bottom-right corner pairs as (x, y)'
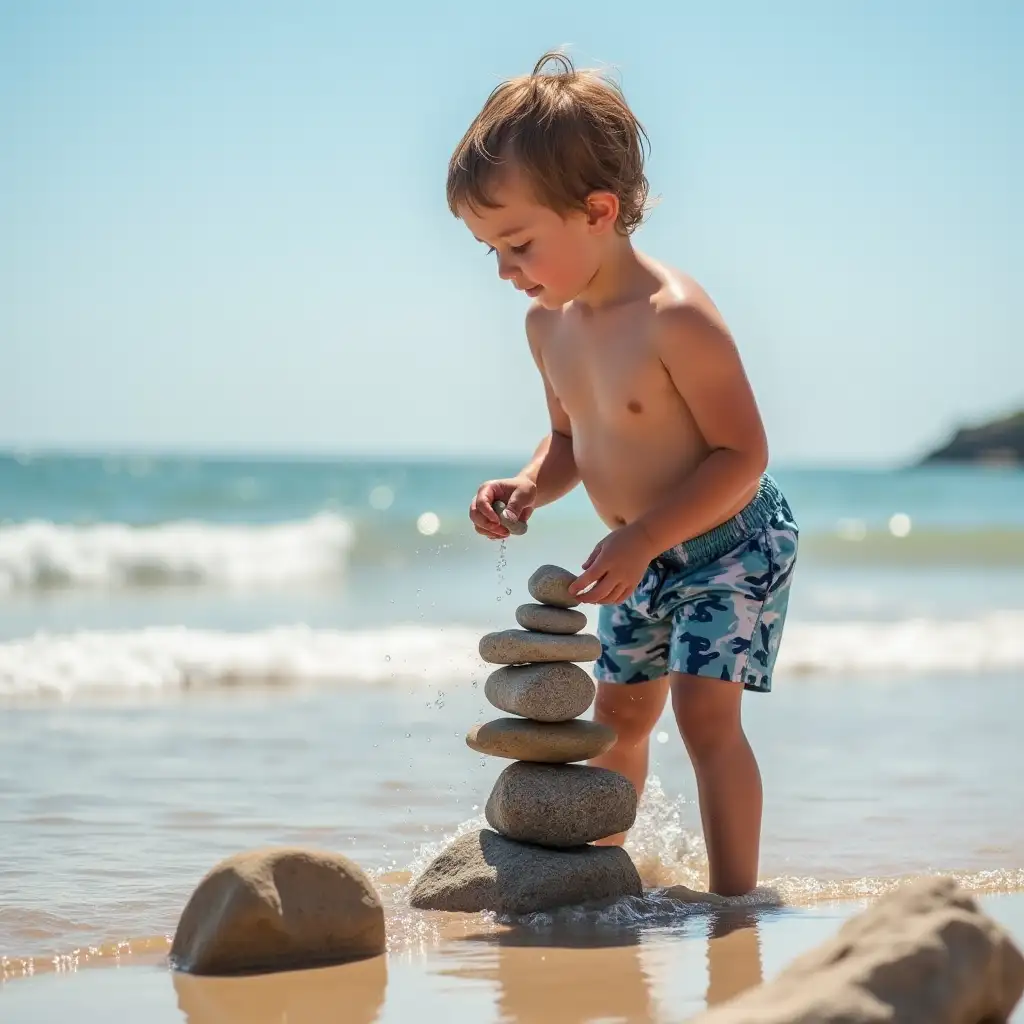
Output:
(1, 1), (1021, 464)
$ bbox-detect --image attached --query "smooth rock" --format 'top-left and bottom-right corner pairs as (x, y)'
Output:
(515, 602), (588, 635)
(493, 501), (527, 536)
(408, 828), (642, 914)
(479, 629), (601, 665)
(485, 762), (637, 847)
(467, 717), (616, 763)
(170, 848), (385, 975)
(485, 662), (596, 722)
(691, 876), (1024, 1024)
(527, 565), (581, 608)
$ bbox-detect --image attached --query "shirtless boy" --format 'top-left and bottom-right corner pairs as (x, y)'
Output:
(452, 53), (799, 896)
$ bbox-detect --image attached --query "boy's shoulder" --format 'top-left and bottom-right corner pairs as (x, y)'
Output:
(647, 264), (735, 359)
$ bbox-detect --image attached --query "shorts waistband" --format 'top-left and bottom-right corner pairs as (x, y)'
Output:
(656, 474), (783, 572)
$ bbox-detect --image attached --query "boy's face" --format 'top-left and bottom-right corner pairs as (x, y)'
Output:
(458, 167), (607, 309)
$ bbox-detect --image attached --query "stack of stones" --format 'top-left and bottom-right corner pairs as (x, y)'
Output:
(409, 564), (644, 916)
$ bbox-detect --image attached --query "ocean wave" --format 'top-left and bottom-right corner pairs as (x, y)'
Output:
(2, 613), (1024, 700)
(0, 514), (354, 592)
(0, 625), (486, 699)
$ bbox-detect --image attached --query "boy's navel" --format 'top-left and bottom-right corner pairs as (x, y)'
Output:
(627, 400), (643, 414)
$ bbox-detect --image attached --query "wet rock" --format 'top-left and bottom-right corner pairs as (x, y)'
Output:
(691, 876), (1024, 1024)
(467, 717), (616, 763)
(485, 662), (596, 722)
(493, 501), (527, 536)
(479, 629), (601, 665)
(485, 762), (637, 847)
(408, 828), (642, 914)
(527, 565), (581, 608)
(170, 848), (385, 975)
(515, 602), (588, 635)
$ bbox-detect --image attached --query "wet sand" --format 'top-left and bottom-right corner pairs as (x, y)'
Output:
(4, 893), (1024, 1022)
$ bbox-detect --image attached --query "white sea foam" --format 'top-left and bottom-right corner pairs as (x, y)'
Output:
(2, 612), (1024, 701)
(0, 514), (354, 592)
(0, 625), (486, 699)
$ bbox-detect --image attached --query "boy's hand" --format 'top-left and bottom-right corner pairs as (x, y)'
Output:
(470, 476), (537, 540)
(570, 523), (653, 605)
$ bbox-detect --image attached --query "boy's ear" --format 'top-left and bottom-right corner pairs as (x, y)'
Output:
(585, 191), (619, 233)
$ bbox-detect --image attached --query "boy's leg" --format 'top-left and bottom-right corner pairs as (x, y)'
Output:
(670, 672), (761, 897)
(588, 677), (669, 846)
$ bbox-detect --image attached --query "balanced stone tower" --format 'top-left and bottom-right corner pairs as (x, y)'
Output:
(409, 564), (643, 915)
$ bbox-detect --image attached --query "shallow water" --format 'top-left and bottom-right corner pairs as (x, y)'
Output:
(3, 458), (1024, 1019)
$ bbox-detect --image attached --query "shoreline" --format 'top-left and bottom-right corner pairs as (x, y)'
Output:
(4, 891), (1024, 1021)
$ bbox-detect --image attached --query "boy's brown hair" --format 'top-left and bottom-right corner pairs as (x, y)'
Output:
(447, 52), (651, 235)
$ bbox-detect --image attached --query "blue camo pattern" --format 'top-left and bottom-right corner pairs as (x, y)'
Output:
(595, 496), (799, 692)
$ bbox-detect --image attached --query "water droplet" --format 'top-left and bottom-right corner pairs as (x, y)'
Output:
(656, 731), (669, 744)
(506, 588), (512, 595)
(385, 654), (391, 662)
(471, 679), (478, 688)
(405, 732), (411, 739)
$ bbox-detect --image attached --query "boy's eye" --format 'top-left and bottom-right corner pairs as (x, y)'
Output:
(510, 242), (531, 256)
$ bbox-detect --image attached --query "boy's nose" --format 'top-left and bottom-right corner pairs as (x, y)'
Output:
(496, 255), (517, 281)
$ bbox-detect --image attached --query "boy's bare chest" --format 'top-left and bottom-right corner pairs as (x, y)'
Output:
(542, 324), (675, 422)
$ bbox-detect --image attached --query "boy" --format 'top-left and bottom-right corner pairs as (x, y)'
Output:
(452, 53), (798, 897)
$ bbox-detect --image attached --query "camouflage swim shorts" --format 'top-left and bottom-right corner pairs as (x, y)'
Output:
(595, 475), (798, 693)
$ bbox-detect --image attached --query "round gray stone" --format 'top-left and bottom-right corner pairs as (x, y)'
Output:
(515, 603), (588, 635)
(485, 662), (596, 722)
(479, 629), (601, 665)
(485, 762), (638, 847)
(408, 828), (642, 915)
(493, 501), (527, 536)
(467, 717), (616, 763)
(528, 565), (581, 608)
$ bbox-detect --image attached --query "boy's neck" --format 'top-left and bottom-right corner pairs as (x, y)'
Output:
(573, 236), (654, 312)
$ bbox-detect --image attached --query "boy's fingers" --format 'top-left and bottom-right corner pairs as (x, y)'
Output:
(569, 563), (602, 598)
(584, 575), (617, 605)
(505, 484), (535, 521)
(475, 486), (501, 523)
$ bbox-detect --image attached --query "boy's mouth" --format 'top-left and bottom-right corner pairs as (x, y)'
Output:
(525, 285), (543, 297)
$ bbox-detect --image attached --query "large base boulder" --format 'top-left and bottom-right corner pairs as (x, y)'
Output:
(690, 877), (1024, 1023)
(408, 829), (642, 915)
(171, 848), (385, 975)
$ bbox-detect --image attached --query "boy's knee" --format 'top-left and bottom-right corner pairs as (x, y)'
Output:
(672, 676), (744, 762)
(593, 678), (668, 745)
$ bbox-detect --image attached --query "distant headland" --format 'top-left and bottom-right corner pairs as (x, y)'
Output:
(920, 408), (1024, 466)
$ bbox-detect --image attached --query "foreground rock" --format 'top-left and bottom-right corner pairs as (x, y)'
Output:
(467, 717), (616, 763)
(691, 876), (1024, 1024)
(515, 602), (588, 635)
(485, 662), (596, 722)
(527, 564), (581, 608)
(408, 829), (642, 914)
(479, 628), (602, 665)
(485, 762), (637, 847)
(170, 848), (385, 975)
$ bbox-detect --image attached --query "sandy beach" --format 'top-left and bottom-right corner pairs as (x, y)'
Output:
(5, 892), (1024, 1021)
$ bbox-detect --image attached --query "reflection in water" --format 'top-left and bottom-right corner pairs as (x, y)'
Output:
(704, 910), (764, 1006)
(448, 926), (657, 1024)
(172, 954), (387, 1024)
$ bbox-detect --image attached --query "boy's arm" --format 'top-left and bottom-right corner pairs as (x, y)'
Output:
(470, 306), (579, 536)
(635, 300), (769, 554)
(517, 310), (579, 508)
